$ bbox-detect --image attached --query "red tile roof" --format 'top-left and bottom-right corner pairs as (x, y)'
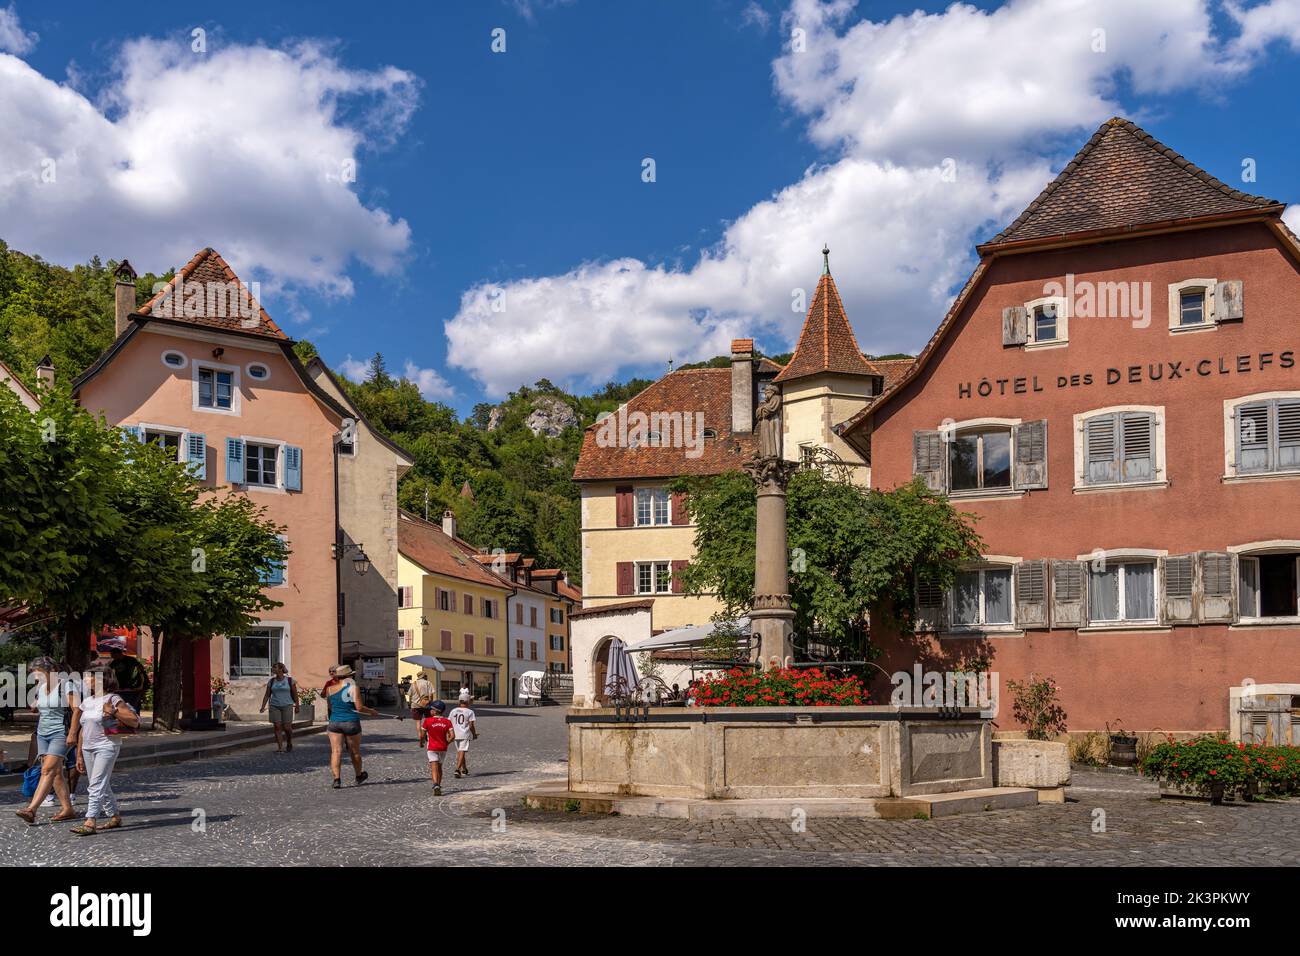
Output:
(572, 362), (780, 481)
(981, 117), (1281, 252)
(398, 511), (513, 590)
(570, 599), (654, 619)
(137, 248), (287, 339)
(556, 579), (583, 603)
(773, 271), (878, 384)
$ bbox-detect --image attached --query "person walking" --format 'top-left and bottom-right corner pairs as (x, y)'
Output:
(419, 700), (454, 795)
(408, 671), (434, 742)
(70, 667), (140, 835)
(106, 647), (149, 715)
(13, 658), (78, 824)
(259, 662), (299, 753)
(448, 690), (478, 778)
(325, 665), (378, 789)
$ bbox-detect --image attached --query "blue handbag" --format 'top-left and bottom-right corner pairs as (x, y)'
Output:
(21, 763), (41, 798)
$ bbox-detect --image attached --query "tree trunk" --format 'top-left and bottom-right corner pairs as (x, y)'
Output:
(64, 614), (92, 672)
(152, 628), (186, 733)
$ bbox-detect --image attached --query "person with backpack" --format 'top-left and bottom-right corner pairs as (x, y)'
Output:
(13, 658), (78, 825)
(107, 647), (149, 715)
(70, 666), (140, 835)
(408, 671), (434, 742)
(258, 662), (299, 753)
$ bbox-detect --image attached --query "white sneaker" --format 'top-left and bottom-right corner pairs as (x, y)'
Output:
(41, 794), (55, 807)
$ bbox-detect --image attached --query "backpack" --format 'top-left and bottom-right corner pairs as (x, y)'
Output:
(411, 679), (432, 709)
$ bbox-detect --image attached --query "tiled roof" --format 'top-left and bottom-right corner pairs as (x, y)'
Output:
(398, 511), (512, 591)
(870, 357), (914, 392)
(570, 599), (654, 619)
(981, 118), (1282, 251)
(137, 248), (287, 339)
(773, 272), (878, 384)
(572, 366), (763, 481)
(556, 580), (583, 603)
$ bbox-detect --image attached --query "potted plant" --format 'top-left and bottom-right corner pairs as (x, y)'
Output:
(1107, 719), (1138, 768)
(295, 686), (318, 723)
(210, 675), (230, 721)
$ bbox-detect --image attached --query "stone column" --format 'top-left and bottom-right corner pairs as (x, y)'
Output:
(744, 456), (798, 669)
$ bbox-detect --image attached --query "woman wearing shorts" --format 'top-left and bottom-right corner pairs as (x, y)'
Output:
(325, 665), (378, 789)
(259, 662), (299, 753)
(14, 658), (78, 824)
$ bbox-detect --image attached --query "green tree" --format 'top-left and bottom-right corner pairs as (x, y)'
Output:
(671, 470), (983, 647)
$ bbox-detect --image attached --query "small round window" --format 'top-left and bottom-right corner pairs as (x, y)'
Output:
(161, 350), (187, 369)
(247, 363), (270, 380)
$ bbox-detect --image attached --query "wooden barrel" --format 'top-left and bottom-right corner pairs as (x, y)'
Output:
(1110, 735), (1138, 767)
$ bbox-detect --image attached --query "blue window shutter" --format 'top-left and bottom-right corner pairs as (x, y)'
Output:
(262, 536), (286, 585)
(186, 433), (207, 480)
(225, 437), (245, 484)
(284, 445), (302, 491)
(126, 424), (145, 442)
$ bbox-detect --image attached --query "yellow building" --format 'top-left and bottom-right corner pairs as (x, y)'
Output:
(396, 510), (511, 704)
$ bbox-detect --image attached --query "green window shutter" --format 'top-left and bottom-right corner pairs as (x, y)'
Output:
(283, 445), (302, 491)
(225, 437), (245, 484)
(186, 433), (207, 480)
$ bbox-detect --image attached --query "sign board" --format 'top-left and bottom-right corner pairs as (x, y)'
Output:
(362, 659), (387, 680)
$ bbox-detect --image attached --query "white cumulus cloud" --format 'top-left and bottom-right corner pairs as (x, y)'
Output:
(402, 360), (455, 402)
(445, 0), (1296, 397)
(0, 5), (36, 55)
(0, 35), (418, 309)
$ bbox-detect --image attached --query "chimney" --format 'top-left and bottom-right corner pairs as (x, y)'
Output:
(113, 260), (138, 338)
(441, 508), (457, 539)
(730, 338), (754, 434)
(35, 354), (54, 388)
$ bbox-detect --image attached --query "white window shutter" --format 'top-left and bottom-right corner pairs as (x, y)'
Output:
(1198, 551), (1235, 623)
(1013, 420), (1048, 489)
(1001, 306), (1027, 346)
(1214, 280), (1244, 322)
(912, 430), (946, 492)
(1015, 559), (1049, 628)
(1051, 559), (1086, 627)
(1163, 554), (1195, 625)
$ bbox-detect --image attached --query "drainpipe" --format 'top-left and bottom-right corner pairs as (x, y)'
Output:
(333, 433), (343, 666)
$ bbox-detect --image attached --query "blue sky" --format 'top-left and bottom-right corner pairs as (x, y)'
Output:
(3, 0), (1300, 413)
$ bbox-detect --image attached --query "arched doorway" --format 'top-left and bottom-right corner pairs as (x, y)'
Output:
(592, 637), (615, 706)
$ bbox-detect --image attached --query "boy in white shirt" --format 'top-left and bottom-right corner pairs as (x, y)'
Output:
(448, 690), (478, 778)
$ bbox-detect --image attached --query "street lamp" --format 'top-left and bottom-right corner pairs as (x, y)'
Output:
(332, 542), (370, 575)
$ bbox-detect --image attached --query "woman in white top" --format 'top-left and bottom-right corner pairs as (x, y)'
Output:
(70, 667), (139, 835)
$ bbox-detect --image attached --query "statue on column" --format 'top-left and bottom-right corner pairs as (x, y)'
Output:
(755, 384), (782, 461)
(745, 382), (796, 669)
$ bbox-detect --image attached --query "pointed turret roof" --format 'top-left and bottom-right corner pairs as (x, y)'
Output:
(980, 117), (1282, 252)
(773, 249), (878, 384)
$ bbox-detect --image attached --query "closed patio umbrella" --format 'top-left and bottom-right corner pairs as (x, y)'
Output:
(603, 638), (641, 700)
(400, 654), (446, 672)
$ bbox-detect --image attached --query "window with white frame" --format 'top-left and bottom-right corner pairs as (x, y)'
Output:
(1239, 552), (1300, 621)
(1024, 295), (1068, 347)
(244, 442), (278, 486)
(143, 427), (183, 462)
(635, 487), (671, 526)
(1167, 279), (1215, 330)
(1233, 397), (1300, 476)
(1076, 408), (1162, 487)
(951, 566), (1013, 628)
(228, 626), (284, 678)
(948, 427), (1012, 492)
(636, 560), (672, 594)
(197, 366), (235, 409)
(1087, 561), (1157, 623)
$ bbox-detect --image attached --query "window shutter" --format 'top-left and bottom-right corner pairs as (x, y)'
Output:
(1051, 560), (1086, 627)
(671, 560), (688, 594)
(1214, 280), (1244, 322)
(1001, 306), (1027, 346)
(1236, 402), (1271, 473)
(1199, 551), (1235, 623)
(283, 445), (302, 491)
(225, 437), (245, 484)
(1277, 400), (1300, 471)
(463, 594), (473, 615)
(186, 433), (207, 480)
(671, 490), (689, 525)
(616, 561), (635, 596)
(441, 630), (452, 652)
(915, 574), (944, 631)
(912, 430), (946, 492)
(1163, 554), (1195, 625)
(614, 486), (634, 527)
(1083, 416), (1117, 484)
(1015, 559), (1049, 628)
(1012, 420), (1048, 490)
(1120, 413), (1154, 482)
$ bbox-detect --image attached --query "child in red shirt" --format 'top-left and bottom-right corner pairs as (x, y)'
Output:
(419, 700), (455, 795)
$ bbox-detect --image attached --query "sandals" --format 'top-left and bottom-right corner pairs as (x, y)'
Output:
(70, 823), (97, 836)
(355, 771), (369, 785)
(14, 808), (36, 825)
(51, 809), (78, 823)
(332, 778), (342, 789)
(99, 816), (122, 830)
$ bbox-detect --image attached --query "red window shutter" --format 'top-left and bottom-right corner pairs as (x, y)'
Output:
(671, 560), (689, 593)
(615, 486), (634, 527)
(530, 607), (537, 627)
(464, 633), (474, 653)
(486, 637), (495, 656)
(463, 593), (473, 615)
(671, 491), (688, 525)
(440, 630), (452, 651)
(616, 561), (635, 596)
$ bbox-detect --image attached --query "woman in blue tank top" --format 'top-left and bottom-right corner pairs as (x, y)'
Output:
(325, 665), (378, 789)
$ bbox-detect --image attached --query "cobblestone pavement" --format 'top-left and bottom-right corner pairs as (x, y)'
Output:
(4, 707), (1299, 866)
